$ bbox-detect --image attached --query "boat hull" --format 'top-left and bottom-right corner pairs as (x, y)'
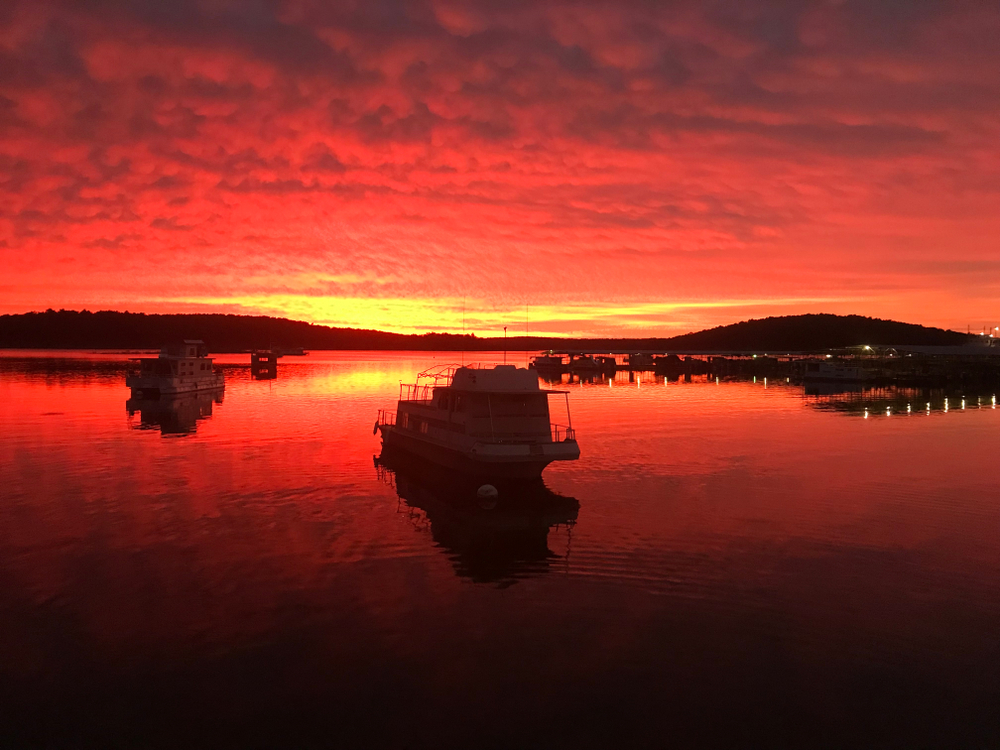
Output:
(125, 373), (225, 398)
(380, 426), (577, 481)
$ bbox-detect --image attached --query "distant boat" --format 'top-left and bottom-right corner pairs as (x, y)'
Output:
(126, 340), (224, 398)
(567, 355), (616, 376)
(625, 353), (655, 370)
(803, 361), (871, 384)
(276, 346), (307, 356)
(529, 352), (566, 376)
(376, 364), (580, 480)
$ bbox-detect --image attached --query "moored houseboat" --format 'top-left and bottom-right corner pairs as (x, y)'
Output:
(375, 364), (580, 480)
(126, 340), (224, 398)
(803, 361), (871, 384)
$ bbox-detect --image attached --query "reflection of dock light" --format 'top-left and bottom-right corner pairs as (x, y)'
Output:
(944, 398), (949, 412)
(961, 398), (966, 410)
(907, 404), (911, 413)
(886, 407), (891, 416)
(864, 408), (869, 418)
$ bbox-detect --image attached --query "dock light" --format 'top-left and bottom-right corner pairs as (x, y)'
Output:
(753, 376), (757, 383)
(716, 377), (719, 384)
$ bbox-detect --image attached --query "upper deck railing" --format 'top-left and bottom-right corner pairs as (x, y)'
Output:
(399, 363), (505, 402)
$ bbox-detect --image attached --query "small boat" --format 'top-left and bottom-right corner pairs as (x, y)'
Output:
(529, 352), (566, 376)
(126, 340), (224, 398)
(375, 364), (580, 480)
(567, 355), (616, 376)
(803, 361), (871, 384)
(626, 353), (655, 371)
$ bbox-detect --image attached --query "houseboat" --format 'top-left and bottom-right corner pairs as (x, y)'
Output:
(567, 354), (617, 376)
(529, 352), (566, 377)
(803, 361), (871, 384)
(375, 364), (580, 480)
(126, 340), (224, 398)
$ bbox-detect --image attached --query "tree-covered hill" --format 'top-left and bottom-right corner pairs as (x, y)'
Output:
(0, 309), (969, 352)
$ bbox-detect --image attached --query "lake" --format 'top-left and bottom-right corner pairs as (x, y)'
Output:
(1, 350), (998, 748)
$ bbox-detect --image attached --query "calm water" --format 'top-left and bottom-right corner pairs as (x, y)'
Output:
(1, 351), (998, 749)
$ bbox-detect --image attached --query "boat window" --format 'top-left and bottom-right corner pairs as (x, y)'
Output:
(439, 393), (449, 410)
(420, 422), (429, 434)
(454, 395), (464, 412)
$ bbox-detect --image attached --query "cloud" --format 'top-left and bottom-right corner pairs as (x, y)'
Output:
(0, 0), (998, 333)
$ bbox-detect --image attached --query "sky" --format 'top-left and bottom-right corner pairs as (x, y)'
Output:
(1, 0), (998, 336)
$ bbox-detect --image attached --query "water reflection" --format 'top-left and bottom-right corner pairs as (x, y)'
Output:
(805, 384), (997, 417)
(125, 388), (224, 435)
(375, 447), (578, 586)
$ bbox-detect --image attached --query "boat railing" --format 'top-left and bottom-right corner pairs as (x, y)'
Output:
(550, 423), (576, 442)
(378, 409), (396, 427)
(398, 383), (435, 402)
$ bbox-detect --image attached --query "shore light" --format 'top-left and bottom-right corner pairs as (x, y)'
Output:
(864, 408), (869, 419)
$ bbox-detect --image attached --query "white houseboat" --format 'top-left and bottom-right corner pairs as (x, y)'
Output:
(376, 364), (580, 480)
(126, 340), (224, 398)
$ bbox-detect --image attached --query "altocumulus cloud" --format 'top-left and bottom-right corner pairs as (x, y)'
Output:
(0, 0), (998, 334)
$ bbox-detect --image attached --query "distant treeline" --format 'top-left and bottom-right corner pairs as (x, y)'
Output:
(0, 310), (970, 352)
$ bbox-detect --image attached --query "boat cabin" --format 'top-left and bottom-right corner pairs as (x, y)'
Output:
(389, 364), (575, 444)
(133, 340), (216, 377)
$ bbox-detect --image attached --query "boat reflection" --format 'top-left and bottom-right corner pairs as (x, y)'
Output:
(375, 447), (579, 586)
(126, 388), (224, 435)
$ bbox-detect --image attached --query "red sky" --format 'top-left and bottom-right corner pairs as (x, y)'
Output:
(1, 0), (998, 336)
